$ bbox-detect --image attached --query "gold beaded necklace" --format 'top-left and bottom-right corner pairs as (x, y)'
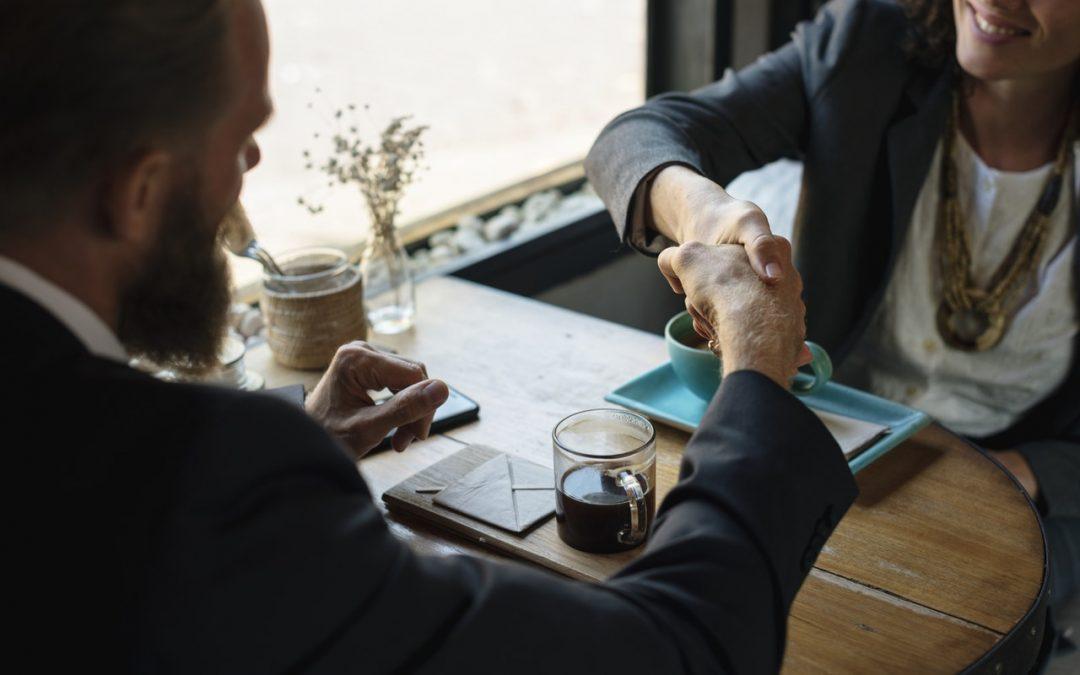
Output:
(935, 95), (1076, 352)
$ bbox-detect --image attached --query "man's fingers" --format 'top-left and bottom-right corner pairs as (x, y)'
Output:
(692, 318), (712, 341)
(392, 393), (446, 450)
(398, 410), (435, 443)
(687, 302), (714, 341)
(370, 354), (430, 392)
(796, 343), (813, 367)
(397, 418), (425, 443)
(418, 408), (435, 439)
(335, 343), (429, 394)
(367, 379), (449, 431)
(656, 247), (685, 294)
(391, 429), (416, 453)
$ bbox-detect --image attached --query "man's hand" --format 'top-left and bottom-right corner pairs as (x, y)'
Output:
(658, 241), (811, 388)
(649, 165), (786, 283)
(305, 342), (450, 458)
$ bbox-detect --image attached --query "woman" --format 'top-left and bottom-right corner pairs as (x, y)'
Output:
(586, 0), (1078, 651)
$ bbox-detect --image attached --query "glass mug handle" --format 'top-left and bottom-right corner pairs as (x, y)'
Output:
(616, 471), (648, 546)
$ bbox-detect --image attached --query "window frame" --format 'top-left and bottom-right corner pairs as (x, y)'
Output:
(235, 0), (818, 305)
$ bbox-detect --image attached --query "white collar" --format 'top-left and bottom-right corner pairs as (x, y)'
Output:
(0, 255), (129, 363)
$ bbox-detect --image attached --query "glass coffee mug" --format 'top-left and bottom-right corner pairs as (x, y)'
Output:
(552, 409), (657, 553)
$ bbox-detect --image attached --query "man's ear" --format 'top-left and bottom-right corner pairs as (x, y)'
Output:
(101, 150), (172, 246)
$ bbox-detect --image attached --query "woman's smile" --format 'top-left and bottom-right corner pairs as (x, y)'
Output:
(966, 1), (1033, 44)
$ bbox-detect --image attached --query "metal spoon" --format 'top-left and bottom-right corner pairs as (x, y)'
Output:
(221, 202), (286, 277)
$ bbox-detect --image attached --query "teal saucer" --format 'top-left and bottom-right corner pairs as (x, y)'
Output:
(604, 363), (931, 474)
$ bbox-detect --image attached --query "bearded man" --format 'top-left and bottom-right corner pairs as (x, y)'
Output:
(3, 1), (856, 672)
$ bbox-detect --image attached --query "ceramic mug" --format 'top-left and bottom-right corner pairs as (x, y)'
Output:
(664, 311), (833, 400)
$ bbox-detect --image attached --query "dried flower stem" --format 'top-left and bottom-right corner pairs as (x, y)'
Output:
(299, 103), (428, 242)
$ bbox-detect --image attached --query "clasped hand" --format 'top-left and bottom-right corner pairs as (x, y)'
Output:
(658, 241), (812, 388)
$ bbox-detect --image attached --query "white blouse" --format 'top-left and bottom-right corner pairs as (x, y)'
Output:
(836, 135), (1079, 437)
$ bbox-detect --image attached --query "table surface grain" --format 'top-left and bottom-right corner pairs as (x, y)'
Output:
(247, 276), (1046, 673)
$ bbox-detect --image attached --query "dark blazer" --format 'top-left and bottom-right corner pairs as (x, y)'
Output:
(585, 0), (1079, 602)
(4, 282), (856, 673)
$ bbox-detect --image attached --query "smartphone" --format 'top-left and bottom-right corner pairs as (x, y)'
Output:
(371, 386), (480, 452)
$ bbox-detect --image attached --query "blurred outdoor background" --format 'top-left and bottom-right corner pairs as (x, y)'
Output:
(236, 0), (646, 286)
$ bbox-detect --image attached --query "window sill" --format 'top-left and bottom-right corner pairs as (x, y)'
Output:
(232, 160), (590, 304)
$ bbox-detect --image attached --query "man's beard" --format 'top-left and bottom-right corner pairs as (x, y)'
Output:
(117, 178), (232, 375)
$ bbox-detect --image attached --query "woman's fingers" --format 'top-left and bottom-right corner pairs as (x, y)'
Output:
(657, 247), (685, 294)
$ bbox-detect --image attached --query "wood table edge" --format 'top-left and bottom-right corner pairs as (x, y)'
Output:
(947, 434), (1052, 673)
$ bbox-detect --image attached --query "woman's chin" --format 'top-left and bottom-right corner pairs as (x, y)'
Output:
(956, 45), (1023, 83)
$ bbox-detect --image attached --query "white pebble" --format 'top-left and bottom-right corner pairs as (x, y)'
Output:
(456, 214), (484, 233)
(553, 193), (602, 219)
(522, 190), (561, 225)
(429, 229), (457, 251)
(428, 244), (456, 264)
(497, 204), (523, 225)
(238, 309), (264, 338)
(452, 228), (487, 253)
(484, 212), (520, 241)
(410, 258), (430, 275)
(228, 302), (250, 330)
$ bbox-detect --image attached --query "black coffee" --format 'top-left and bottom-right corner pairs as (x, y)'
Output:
(556, 466), (656, 553)
(678, 332), (710, 351)
(282, 263), (334, 277)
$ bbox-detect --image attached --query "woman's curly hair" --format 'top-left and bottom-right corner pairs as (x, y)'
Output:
(899, 0), (956, 67)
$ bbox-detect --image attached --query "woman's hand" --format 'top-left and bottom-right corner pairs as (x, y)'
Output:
(305, 341), (449, 458)
(649, 165), (787, 283)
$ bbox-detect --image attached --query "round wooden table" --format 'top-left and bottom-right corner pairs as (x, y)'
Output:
(251, 276), (1049, 673)
(783, 423), (1047, 673)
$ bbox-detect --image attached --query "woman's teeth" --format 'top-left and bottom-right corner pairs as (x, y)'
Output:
(974, 11), (1026, 37)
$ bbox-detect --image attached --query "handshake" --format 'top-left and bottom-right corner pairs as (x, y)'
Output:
(657, 240), (812, 389)
(649, 164), (813, 389)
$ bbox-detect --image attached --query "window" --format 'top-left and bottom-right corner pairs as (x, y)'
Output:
(235, 0), (646, 288)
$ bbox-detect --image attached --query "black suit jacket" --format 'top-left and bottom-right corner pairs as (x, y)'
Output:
(585, 0), (1079, 534)
(5, 282), (856, 673)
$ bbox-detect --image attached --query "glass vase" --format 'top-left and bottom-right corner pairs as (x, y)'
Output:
(360, 225), (416, 334)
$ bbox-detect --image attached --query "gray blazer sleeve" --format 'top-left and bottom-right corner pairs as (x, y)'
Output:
(584, 0), (872, 252)
(140, 373), (856, 674)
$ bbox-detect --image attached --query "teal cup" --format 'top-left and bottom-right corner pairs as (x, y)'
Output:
(664, 311), (833, 400)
